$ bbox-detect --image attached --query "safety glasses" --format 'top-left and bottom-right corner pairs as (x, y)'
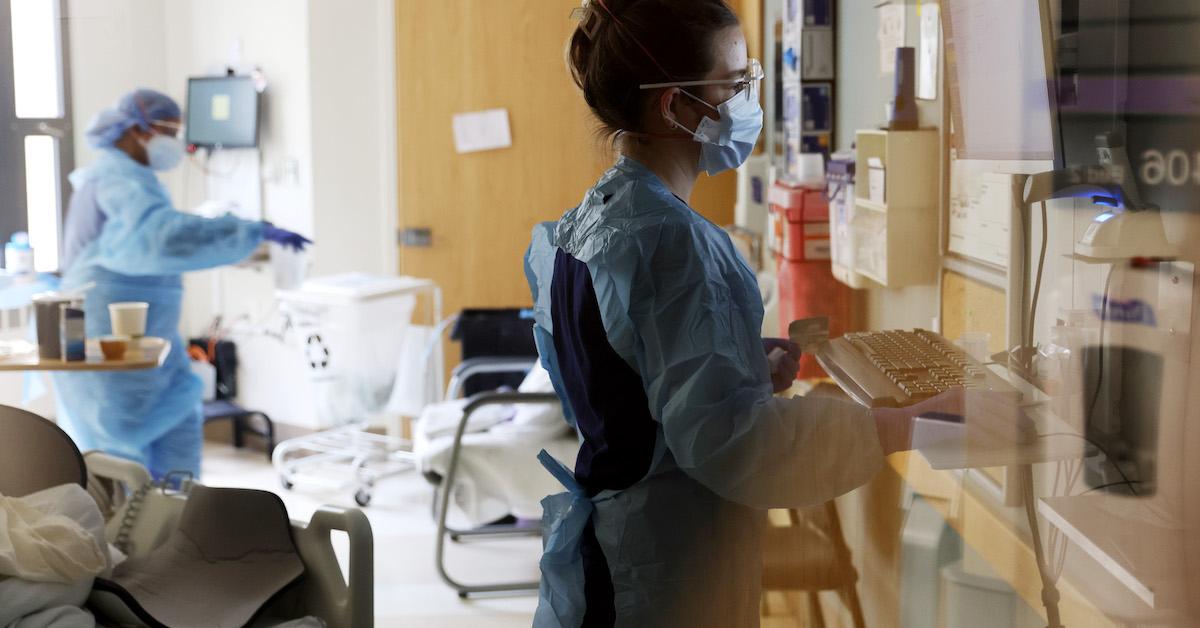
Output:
(149, 119), (183, 138)
(639, 58), (764, 102)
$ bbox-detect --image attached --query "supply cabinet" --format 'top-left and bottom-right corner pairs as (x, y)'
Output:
(831, 129), (940, 288)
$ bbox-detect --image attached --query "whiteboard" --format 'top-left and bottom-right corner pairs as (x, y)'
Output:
(948, 163), (1019, 268)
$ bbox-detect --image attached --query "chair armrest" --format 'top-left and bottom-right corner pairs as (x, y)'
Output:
(84, 451), (153, 492)
(295, 506), (375, 628)
(446, 357), (539, 399)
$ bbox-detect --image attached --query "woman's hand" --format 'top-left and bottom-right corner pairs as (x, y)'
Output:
(762, 338), (801, 393)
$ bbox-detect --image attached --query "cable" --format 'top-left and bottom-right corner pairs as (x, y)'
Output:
(1040, 430), (1139, 497)
(1017, 194), (1030, 363)
(1022, 467), (1065, 628)
(1026, 201), (1049, 371)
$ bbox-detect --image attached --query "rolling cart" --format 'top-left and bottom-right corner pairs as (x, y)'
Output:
(269, 274), (444, 506)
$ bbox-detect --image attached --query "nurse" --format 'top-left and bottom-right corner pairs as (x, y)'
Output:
(54, 89), (309, 480)
(524, 1), (1000, 626)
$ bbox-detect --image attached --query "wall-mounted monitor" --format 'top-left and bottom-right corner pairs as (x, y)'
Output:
(185, 76), (259, 149)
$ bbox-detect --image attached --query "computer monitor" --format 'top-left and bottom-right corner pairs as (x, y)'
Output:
(185, 76), (260, 149)
(943, 0), (1058, 171)
(1053, 0), (1200, 213)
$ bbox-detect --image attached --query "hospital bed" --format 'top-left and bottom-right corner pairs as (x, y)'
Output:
(0, 404), (373, 628)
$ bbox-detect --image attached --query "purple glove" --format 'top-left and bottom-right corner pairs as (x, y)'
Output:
(762, 338), (801, 393)
(262, 224), (312, 252)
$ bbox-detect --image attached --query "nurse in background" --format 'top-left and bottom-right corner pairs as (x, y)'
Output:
(55, 88), (309, 479)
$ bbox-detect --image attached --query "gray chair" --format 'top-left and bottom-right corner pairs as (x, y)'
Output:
(0, 404), (87, 497)
(430, 357), (560, 598)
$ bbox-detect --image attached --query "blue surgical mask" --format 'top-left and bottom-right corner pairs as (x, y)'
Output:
(141, 133), (185, 171)
(671, 89), (763, 175)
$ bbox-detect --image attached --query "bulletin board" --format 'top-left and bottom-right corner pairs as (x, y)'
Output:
(940, 270), (1007, 355)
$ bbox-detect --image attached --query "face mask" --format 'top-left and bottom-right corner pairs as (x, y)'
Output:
(141, 133), (185, 171)
(670, 89), (763, 176)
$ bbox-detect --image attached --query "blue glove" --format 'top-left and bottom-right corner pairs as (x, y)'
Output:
(262, 224), (312, 252)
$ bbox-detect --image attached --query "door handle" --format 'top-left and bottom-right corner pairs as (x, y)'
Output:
(35, 122), (68, 138)
(398, 228), (433, 248)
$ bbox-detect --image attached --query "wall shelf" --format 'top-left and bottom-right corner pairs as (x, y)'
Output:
(832, 261), (882, 290)
(856, 198), (888, 213)
(838, 128), (940, 288)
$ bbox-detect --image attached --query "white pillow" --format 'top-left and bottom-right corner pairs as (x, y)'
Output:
(513, 362), (566, 429)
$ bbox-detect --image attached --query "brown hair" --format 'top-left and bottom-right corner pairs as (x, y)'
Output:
(568, 0), (740, 139)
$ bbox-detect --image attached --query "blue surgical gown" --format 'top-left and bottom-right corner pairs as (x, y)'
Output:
(53, 148), (263, 479)
(525, 156), (885, 627)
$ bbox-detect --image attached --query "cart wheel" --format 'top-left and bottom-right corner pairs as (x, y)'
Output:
(354, 489), (372, 507)
(450, 533), (461, 542)
(458, 592), (469, 599)
(280, 477), (293, 490)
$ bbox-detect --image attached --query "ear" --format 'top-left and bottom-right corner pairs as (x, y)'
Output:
(660, 87), (696, 131)
(128, 124), (153, 142)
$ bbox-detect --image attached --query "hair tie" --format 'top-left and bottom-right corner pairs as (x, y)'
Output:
(570, 1), (601, 40)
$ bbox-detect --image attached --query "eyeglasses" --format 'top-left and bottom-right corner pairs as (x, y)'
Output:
(639, 58), (764, 101)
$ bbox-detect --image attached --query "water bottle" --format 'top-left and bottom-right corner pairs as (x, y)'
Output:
(4, 232), (34, 275)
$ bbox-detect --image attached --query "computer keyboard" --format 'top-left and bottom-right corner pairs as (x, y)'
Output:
(813, 329), (1023, 408)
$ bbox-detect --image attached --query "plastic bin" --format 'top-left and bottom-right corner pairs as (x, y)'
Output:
(268, 274), (421, 429)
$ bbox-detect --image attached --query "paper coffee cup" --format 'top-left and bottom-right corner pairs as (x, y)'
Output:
(109, 302), (149, 338)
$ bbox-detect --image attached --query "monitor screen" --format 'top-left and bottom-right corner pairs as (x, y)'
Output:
(944, 0), (1057, 163)
(1054, 0), (1200, 213)
(186, 76), (259, 149)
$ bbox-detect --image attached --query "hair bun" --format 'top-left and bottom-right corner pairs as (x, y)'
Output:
(566, 0), (739, 140)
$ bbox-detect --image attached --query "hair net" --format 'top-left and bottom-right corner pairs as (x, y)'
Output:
(84, 88), (181, 149)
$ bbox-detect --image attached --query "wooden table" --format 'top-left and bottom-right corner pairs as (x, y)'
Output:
(0, 337), (170, 371)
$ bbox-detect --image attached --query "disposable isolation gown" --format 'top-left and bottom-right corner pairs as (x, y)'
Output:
(52, 148), (263, 479)
(524, 156), (885, 627)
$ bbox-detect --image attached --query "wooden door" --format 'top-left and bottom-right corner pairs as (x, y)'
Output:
(395, 1), (745, 320)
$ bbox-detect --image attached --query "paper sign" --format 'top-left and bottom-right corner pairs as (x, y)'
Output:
(211, 94), (232, 121)
(452, 108), (512, 154)
(877, 3), (906, 75)
(918, 3), (940, 100)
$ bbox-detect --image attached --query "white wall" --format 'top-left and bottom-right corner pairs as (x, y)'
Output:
(66, 0), (169, 168)
(307, 0), (398, 278)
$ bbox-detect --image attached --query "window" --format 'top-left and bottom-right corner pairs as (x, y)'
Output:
(1, 0), (72, 272)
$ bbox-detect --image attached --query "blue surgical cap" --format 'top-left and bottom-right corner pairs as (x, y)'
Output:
(84, 88), (182, 149)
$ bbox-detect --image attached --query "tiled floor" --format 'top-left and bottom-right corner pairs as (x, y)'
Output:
(202, 443), (539, 628)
